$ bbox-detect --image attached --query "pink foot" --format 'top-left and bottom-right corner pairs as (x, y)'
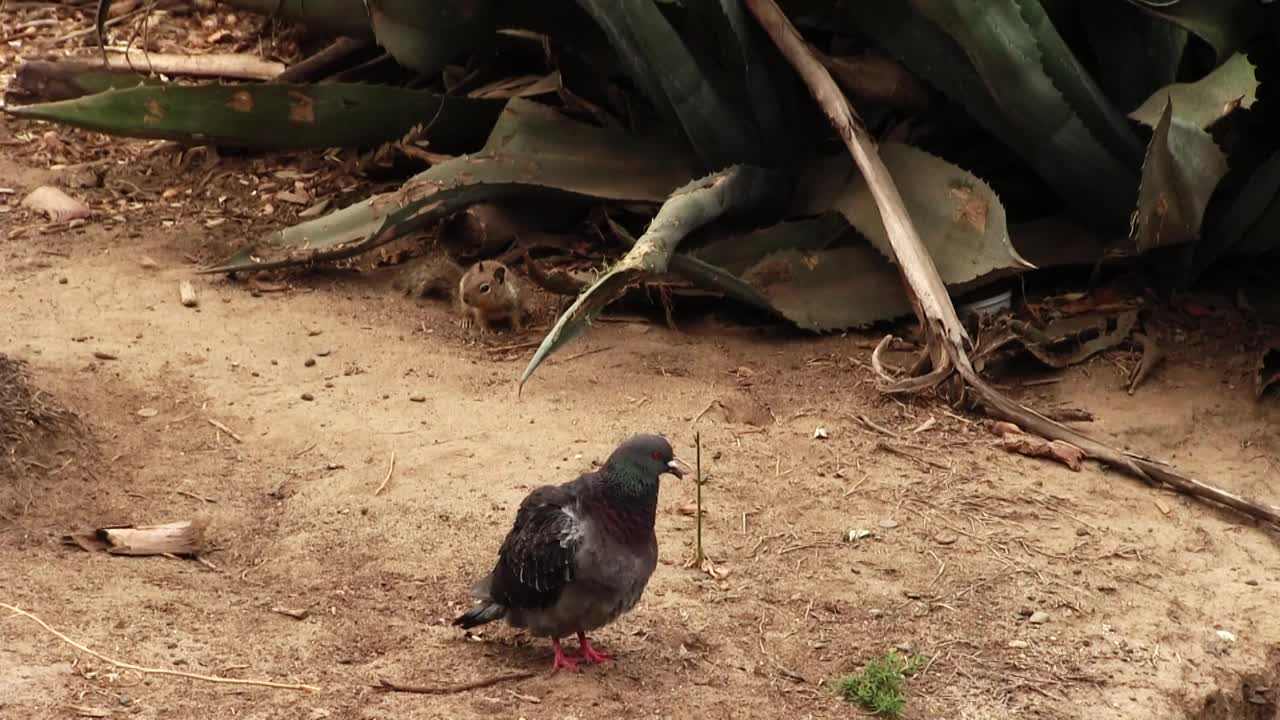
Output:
(551, 637), (580, 673)
(576, 632), (611, 665)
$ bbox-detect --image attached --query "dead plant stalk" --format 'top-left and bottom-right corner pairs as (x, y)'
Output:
(744, 0), (1280, 529)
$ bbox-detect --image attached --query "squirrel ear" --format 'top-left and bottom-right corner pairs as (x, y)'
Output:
(493, 265), (506, 283)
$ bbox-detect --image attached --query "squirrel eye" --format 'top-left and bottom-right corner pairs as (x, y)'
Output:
(480, 284), (490, 293)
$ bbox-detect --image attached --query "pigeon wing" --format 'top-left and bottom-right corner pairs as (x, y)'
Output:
(488, 482), (586, 610)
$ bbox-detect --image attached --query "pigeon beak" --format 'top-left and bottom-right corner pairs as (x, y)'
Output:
(667, 458), (690, 479)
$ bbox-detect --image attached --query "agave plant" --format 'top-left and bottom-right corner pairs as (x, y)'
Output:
(3, 0), (1274, 390)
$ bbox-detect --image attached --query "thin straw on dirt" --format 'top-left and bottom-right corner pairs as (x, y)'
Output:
(0, 602), (319, 692)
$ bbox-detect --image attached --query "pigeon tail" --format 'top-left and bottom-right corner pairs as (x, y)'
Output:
(452, 601), (506, 629)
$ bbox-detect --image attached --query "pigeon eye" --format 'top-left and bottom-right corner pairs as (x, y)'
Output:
(650, 451), (662, 460)
(480, 284), (490, 293)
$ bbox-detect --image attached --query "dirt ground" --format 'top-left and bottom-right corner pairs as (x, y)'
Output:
(3, 7), (1280, 720)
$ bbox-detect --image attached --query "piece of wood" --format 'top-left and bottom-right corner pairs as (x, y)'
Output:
(100, 48), (285, 80)
(65, 519), (207, 556)
(745, 0), (1280, 530)
(179, 280), (198, 307)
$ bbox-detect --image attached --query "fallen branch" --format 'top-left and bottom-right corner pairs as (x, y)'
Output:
(376, 671), (536, 694)
(0, 602), (319, 692)
(100, 48), (285, 80)
(745, 0), (1280, 530)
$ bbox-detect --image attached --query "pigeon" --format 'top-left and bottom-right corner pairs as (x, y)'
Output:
(453, 433), (685, 672)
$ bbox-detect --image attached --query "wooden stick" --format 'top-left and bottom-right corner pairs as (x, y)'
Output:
(99, 48), (285, 80)
(376, 671), (536, 694)
(0, 602), (319, 692)
(743, 0), (1280, 530)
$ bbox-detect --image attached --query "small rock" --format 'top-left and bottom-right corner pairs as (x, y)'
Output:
(1075, 527), (1090, 536)
(1028, 611), (1050, 624)
(933, 532), (957, 545)
(140, 256), (159, 269)
(1244, 579), (1259, 586)
(304, 358), (316, 367)
(93, 350), (117, 360)
(903, 590), (922, 599)
(1216, 630), (1237, 642)
(868, 608), (884, 618)
(1007, 640), (1029, 649)
(301, 392), (315, 401)
(58, 277), (68, 285)
(308, 329), (322, 337)
(409, 395), (426, 403)
(136, 408), (159, 418)
(894, 641), (913, 653)
(316, 350), (331, 357)
(813, 427), (830, 440)
(879, 519), (899, 529)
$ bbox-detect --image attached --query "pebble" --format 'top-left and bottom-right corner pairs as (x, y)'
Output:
(136, 408), (159, 418)
(410, 395), (426, 403)
(305, 358), (316, 367)
(301, 392), (315, 401)
(1075, 527), (1090, 536)
(894, 642), (913, 653)
(1007, 640), (1029, 649)
(868, 608), (884, 618)
(879, 519), (899, 529)
(58, 277), (68, 285)
(933, 532), (957, 545)
(317, 350), (331, 357)
(93, 350), (117, 360)
(1028, 611), (1050, 624)
(1244, 579), (1259, 586)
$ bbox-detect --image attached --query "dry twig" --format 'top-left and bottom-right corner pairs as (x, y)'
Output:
(376, 671), (536, 694)
(0, 602), (318, 692)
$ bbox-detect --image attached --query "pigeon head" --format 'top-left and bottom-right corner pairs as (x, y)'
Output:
(607, 433), (684, 481)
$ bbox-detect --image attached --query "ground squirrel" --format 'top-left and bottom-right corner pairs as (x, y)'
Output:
(457, 260), (531, 333)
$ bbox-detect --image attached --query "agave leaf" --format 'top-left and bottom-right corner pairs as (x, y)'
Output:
(577, 0), (763, 168)
(1123, 0), (1263, 63)
(9, 60), (162, 105)
(1129, 100), (1228, 254)
(1078, 4), (1187, 114)
(742, 245), (913, 330)
(218, 0), (373, 38)
(1189, 148), (1280, 278)
(1013, 0), (1144, 167)
(695, 213), (914, 330)
(797, 143), (1032, 287)
(610, 216), (777, 313)
(2, 82), (504, 151)
(677, 0), (804, 166)
(367, 0), (499, 76)
(518, 165), (784, 391)
(840, 2), (1136, 230)
(206, 98), (699, 273)
(691, 212), (848, 274)
(1130, 52), (1258, 130)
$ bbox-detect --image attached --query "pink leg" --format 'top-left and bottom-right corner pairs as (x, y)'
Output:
(576, 631), (611, 664)
(551, 637), (580, 673)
